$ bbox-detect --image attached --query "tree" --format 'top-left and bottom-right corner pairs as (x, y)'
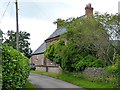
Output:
(93, 13), (120, 61)
(45, 13), (119, 72)
(45, 40), (65, 66)
(4, 30), (32, 58)
(53, 18), (65, 28)
(45, 13), (120, 87)
(0, 29), (3, 64)
(63, 13), (120, 65)
(45, 44), (55, 62)
(0, 29), (3, 43)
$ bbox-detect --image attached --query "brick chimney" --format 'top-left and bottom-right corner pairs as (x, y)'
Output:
(85, 3), (93, 16)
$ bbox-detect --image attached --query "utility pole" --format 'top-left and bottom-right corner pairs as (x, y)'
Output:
(15, 0), (19, 50)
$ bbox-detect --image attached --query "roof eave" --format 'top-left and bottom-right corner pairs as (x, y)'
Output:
(45, 35), (60, 42)
(31, 52), (44, 56)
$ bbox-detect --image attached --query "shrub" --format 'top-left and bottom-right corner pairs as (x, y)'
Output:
(2, 45), (30, 89)
(75, 55), (104, 71)
(105, 55), (120, 88)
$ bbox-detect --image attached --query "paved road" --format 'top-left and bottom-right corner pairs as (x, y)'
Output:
(29, 73), (84, 89)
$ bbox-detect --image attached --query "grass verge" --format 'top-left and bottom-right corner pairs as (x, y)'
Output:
(21, 80), (36, 90)
(32, 70), (112, 89)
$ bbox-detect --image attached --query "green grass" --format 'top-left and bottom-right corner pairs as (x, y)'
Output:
(32, 71), (112, 89)
(21, 80), (36, 90)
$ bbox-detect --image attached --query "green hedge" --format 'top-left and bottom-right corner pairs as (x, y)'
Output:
(2, 45), (30, 89)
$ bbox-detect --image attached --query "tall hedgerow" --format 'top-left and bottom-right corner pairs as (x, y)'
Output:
(2, 45), (30, 89)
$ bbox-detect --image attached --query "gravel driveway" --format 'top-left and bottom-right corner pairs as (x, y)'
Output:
(29, 73), (85, 89)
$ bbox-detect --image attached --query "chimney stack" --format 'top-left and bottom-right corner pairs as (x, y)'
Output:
(85, 3), (93, 16)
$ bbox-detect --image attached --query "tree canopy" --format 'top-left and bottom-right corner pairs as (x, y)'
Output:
(45, 12), (120, 72)
(4, 30), (32, 58)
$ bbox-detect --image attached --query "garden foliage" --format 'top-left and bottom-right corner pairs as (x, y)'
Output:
(2, 45), (30, 89)
(45, 13), (120, 72)
(105, 55), (120, 88)
(45, 12), (119, 87)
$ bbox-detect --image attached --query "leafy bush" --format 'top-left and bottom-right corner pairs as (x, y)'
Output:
(2, 45), (30, 89)
(75, 55), (104, 71)
(45, 44), (55, 62)
(105, 55), (120, 88)
(45, 41), (104, 72)
(45, 40), (65, 66)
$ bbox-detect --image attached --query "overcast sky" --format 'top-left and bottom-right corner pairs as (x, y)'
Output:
(0, 0), (120, 52)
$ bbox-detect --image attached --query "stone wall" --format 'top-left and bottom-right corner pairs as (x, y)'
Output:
(36, 66), (62, 74)
(36, 67), (46, 72)
(83, 67), (104, 78)
(46, 37), (59, 48)
(37, 66), (104, 78)
(30, 54), (45, 65)
(48, 67), (62, 73)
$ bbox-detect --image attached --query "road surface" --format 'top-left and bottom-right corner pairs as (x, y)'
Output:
(29, 73), (84, 89)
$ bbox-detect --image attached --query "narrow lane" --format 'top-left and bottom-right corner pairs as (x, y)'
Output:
(29, 73), (84, 89)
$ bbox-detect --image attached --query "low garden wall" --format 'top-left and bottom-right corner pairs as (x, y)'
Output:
(36, 66), (61, 74)
(36, 66), (104, 78)
(82, 67), (104, 78)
